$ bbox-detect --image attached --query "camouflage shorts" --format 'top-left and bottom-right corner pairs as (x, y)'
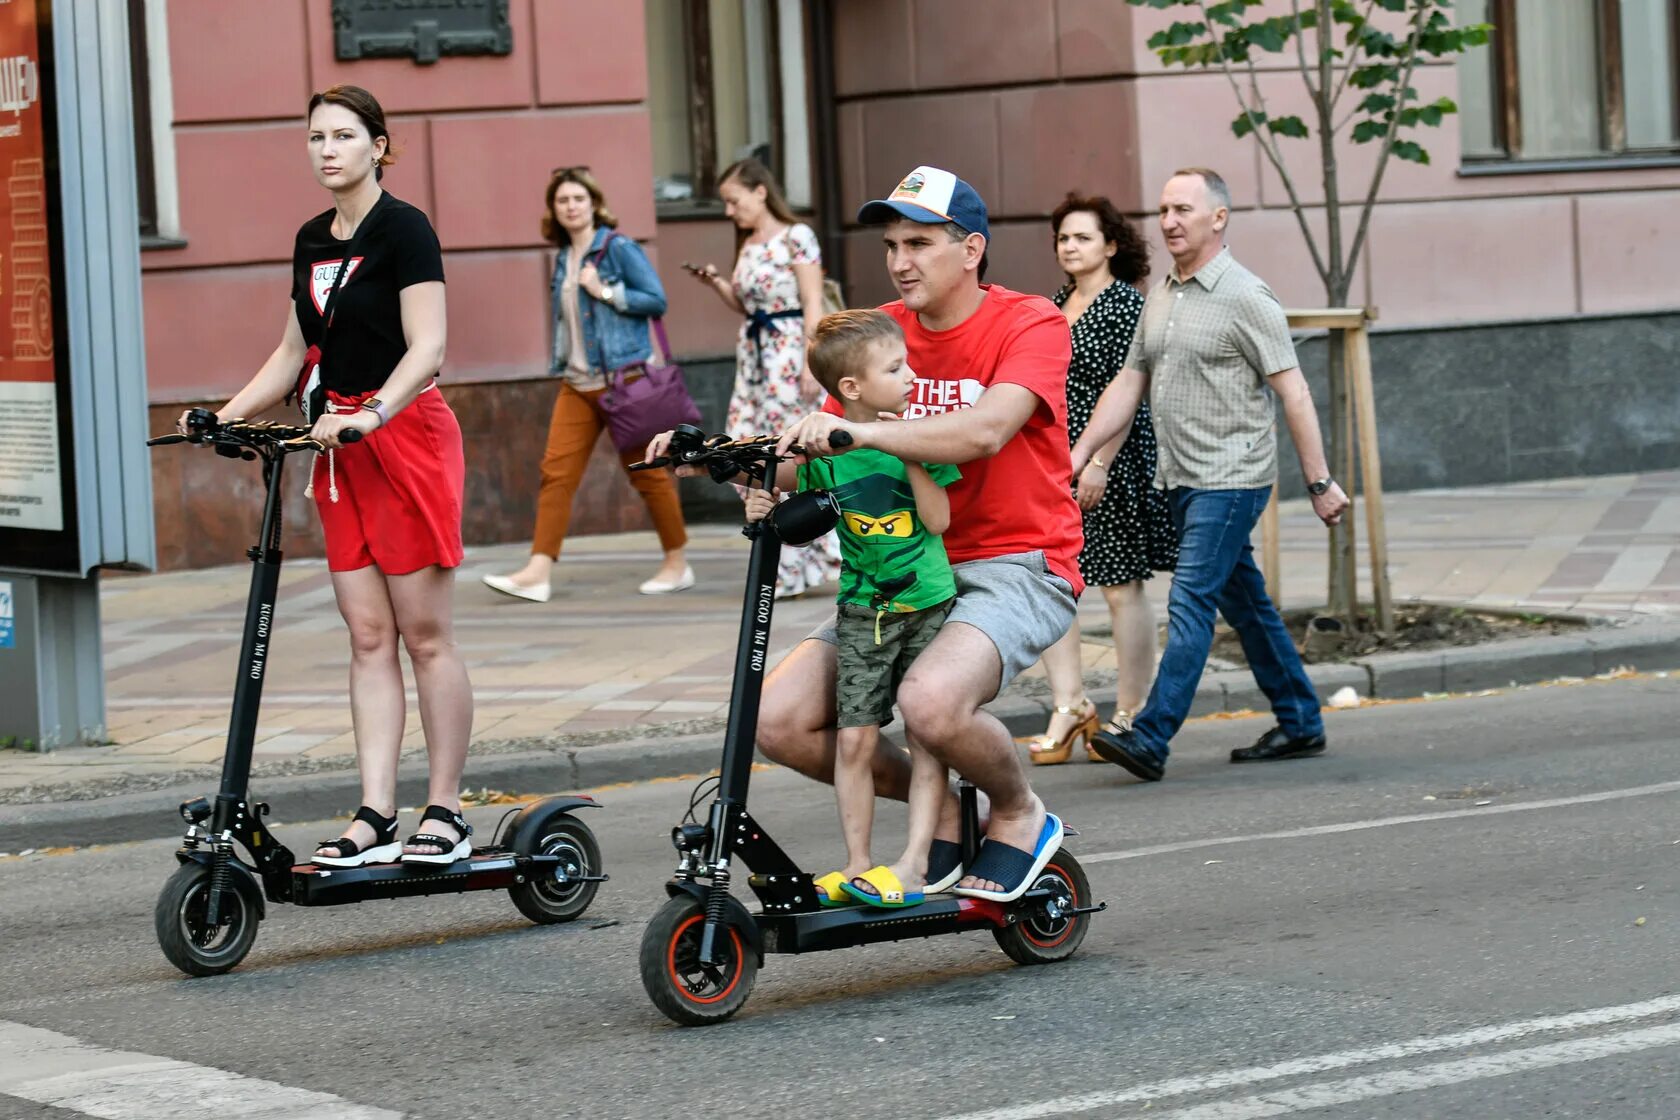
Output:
(834, 598), (954, 729)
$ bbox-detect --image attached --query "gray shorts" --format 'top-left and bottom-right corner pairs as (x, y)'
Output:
(809, 551), (1077, 696)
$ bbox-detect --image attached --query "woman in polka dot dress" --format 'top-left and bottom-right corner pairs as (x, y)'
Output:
(1018, 193), (1177, 765)
(689, 157), (841, 598)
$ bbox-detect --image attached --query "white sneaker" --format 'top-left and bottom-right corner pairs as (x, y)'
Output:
(639, 565), (695, 595)
(482, 573), (552, 603)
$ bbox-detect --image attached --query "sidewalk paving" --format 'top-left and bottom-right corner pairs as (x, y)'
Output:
(3, 470), (1677, 804)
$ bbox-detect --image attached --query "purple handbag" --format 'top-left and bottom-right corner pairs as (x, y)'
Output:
(599, 318), (702, 453)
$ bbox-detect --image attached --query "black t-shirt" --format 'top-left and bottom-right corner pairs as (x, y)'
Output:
(290, 193), (445, 394)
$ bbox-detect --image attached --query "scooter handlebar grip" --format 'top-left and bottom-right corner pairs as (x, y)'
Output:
(147, 433), (188, 446)
(829, 430), (853, 448)
(339, 428), (363, 444)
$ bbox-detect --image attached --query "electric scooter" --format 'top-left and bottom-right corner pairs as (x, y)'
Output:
(630, 426), (1104, 1025)
(146, 409), (606, 977)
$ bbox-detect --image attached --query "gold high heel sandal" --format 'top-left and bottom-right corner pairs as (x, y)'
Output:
(1017, 698), (1099, 766)
(1090, 709), (1133, 761)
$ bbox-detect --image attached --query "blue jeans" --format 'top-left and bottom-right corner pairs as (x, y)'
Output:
(1131, 487), (1323, 759)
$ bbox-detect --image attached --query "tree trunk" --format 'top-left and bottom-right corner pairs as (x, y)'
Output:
(1325, 330), (1359, 623)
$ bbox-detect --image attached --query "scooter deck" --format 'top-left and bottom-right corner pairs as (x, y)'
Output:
(290, 848), (524, 907)
(755, 890), (1054, 954)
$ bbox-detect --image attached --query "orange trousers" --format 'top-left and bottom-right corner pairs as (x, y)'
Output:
(532, 382), (688, 558)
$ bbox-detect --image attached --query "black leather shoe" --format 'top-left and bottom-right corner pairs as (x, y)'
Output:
(1230, 726), (1327, 763)
(1088, 726), (1165, 782)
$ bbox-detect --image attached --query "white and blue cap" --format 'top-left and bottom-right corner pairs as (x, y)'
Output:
(857, 165), (990, 241)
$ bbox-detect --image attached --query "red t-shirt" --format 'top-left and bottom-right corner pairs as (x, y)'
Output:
(827, 284), (1084, 595)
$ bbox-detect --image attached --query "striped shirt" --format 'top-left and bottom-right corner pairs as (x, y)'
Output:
(1125, 247), (1297, 490)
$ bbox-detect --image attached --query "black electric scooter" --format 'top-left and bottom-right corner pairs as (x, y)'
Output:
(630, 426), (1104, 1025)
(146, 409), (606, 977)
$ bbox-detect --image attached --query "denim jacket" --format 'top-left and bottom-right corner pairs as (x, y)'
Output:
(551, 226), (669, 374)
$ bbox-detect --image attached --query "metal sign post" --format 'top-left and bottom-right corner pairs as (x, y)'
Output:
(0, 0), (154, 749)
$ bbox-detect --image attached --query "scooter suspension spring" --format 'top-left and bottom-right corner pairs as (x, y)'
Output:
(205, 846), (233, 928)
(698, 867), (732, 964)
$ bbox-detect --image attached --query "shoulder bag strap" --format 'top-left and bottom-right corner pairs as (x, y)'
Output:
(317, 191), (389, 358)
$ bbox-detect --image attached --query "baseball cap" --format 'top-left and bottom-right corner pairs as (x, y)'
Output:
(857, 165), (989, 241)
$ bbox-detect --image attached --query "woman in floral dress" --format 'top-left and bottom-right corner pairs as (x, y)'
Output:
(1017, 193), (1177, 765)
(690, 157), (841, 597)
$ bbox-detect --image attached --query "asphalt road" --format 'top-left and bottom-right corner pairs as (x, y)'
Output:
(0, 674), (1676, 1119)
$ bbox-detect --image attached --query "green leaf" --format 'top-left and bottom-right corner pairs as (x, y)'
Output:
(1351, 119), (1386, 143)
(1231, 110), (1267, 138)
(1268, 115), (1310, 138)
(1391, 139), (1429, 164)
(1359, 93), (1396, 114)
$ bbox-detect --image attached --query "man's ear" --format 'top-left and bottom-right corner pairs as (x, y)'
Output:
(1212, 206), (1229, 234)
(964, 232), (987, 271)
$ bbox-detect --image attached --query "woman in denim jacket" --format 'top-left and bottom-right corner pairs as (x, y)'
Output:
(485, 168), (692, 603)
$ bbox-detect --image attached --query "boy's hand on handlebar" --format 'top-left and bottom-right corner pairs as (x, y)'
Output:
(743, 488), (777, 523)
(310, 409), (378, 449)
(776, 412), (859, 460)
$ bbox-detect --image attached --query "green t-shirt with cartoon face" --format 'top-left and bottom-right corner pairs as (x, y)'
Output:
(798, 449), (961, 612)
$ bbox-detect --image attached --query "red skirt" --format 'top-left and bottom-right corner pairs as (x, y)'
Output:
(312, 383), (465, 575)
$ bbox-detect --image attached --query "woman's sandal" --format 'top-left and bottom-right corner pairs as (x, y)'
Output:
(1091, 710), (1133, 762)
(1017, 698), (1099, 766)
(312, 806), (401, 868)
(402, 805), (473, 867)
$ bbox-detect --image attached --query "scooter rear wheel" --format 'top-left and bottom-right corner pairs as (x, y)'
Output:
(992, 852), (1092, 965)
(640, 895), (757, 1026)
(508, 814), (602, 924)
(155, 863), (259, 976)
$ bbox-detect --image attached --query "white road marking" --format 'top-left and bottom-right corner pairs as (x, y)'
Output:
(935, 995), (1680, 1120)
(1082, 779), (1680, 865)
(1129, 1022), (1680, 1120)
(0, 1020), (400, 1119)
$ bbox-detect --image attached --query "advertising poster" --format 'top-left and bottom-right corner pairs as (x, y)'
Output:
(0, 0), (58, 533)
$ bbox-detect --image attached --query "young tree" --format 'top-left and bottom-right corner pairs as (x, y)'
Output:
(1129, 0), (1490, 623)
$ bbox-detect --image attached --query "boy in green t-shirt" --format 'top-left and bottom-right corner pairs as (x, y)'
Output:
(744, 310), (960, 909)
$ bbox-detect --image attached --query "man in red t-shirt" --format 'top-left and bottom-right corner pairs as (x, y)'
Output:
(769, 165), (1083, 901)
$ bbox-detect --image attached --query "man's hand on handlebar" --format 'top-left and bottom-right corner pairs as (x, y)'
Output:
(310, 409), (379, 450)
(775, 412), (861, 460)
(742, 488), (778, 523)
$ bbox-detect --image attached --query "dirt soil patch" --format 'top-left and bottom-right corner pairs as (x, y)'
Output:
(1212, 604), (1587, 667)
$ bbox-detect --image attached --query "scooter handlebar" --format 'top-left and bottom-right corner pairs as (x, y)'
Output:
(147, 420), (363, 453)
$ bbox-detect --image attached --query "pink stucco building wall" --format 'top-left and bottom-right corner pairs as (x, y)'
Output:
(138, 1), (1680, 567)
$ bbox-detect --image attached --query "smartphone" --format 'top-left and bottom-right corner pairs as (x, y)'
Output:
(681, 261), (712, 276)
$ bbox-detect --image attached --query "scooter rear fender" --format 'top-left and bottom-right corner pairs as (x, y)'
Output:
(501, 794), (602, 854)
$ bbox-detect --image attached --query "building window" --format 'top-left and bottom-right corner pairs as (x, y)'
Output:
(1459, 0), (1680, 164)
(647, 0), (812, 212)
(128, 0), (182, 245)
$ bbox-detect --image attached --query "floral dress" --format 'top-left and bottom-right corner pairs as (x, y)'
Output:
(728, 223), (842, 597)
(1055, 281), (1178, 586)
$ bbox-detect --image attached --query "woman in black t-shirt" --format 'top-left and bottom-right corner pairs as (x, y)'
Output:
(178, 86), (475, 868)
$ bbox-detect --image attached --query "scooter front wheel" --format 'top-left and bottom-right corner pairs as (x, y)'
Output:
(992, 852), (1093, 965)
(155, 863), (260, 976)
(640, 895), (757, 1026)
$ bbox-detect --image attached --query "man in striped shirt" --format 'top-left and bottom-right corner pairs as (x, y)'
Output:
(1072, 167), (1350, 782)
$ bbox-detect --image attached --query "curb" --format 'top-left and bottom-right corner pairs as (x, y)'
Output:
(2, 621), (1675, 851)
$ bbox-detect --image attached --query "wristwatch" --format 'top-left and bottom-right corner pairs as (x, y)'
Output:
(598, 282), (616, 303)
(1306, 476), (1334, 496)
(360, 397), (390, 428)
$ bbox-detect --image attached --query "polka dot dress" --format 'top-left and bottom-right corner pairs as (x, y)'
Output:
(1055, 280), (1178, 587)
